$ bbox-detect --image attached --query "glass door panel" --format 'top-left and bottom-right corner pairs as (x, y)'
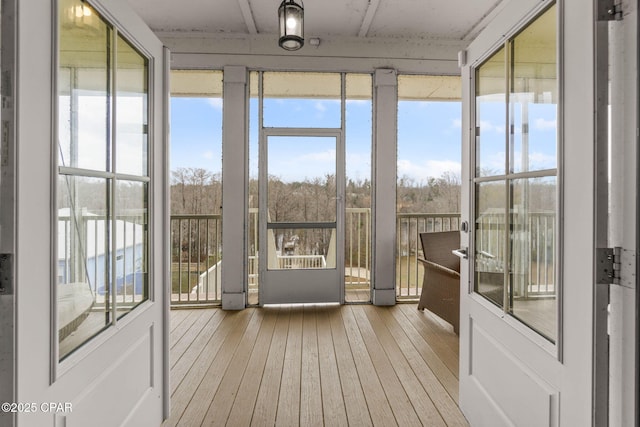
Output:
(266, 136), (337, 271)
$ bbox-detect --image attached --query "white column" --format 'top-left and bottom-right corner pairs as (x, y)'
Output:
(221, 66), (248, 309)
(372, 68), (397, 306)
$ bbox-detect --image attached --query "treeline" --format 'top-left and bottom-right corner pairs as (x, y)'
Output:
(170, 166), (463, 216)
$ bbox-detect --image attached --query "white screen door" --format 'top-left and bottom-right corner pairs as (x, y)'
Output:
(458, 1), (596, 425)
(259, 129), (344, 304)
(13, 0), (168, 425)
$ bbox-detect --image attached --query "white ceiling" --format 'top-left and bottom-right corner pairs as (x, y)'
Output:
(127, 0), (506, 43)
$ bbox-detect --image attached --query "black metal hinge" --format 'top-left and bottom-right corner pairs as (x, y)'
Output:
(0, 253), (12, 295)
(596, 247), (621, 285)
(597, 0), (623, 21)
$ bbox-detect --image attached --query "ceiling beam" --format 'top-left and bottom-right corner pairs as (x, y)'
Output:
(358, 0), (380, 37)
(237, 0), (258, 34)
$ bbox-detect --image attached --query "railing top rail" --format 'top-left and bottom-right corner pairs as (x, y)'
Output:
(396, 212), (461, 219)
(278, 254), (326, 259)
(171, 214), (222, 220)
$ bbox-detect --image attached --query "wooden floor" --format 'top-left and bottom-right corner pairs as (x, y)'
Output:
(164, 304), (467, 427)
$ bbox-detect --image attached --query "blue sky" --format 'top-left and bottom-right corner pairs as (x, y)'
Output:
(170, 96), (556, 184)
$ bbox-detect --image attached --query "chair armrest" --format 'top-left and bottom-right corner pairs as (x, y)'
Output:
(418, 258), (460, 278)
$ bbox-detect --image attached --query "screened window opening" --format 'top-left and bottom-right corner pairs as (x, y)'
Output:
(396, 75), (462, 300)
(169, 70), (224, 306)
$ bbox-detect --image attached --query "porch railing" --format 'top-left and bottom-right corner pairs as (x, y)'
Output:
(170, 210), (555, 306)
(396, 213), (461, 298)
(170, 214), (222, 305)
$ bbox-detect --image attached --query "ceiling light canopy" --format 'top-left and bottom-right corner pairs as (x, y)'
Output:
(278, 0), (304, 51)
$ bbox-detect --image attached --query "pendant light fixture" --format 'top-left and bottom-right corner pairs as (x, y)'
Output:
(278, 0), (304, 51)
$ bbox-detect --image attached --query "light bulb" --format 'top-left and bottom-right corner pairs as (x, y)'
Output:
(83, 6), (92, 17)
(286, 16), (297, 30)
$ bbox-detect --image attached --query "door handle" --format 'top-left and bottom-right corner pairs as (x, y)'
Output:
(452, 248), (468, 259)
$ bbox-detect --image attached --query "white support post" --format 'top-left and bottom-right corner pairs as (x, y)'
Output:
(221, 65), (248, 309)
(372, 68), (397, 306)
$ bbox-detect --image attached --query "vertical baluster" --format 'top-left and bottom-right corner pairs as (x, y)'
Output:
(133, 218), (138, 302)
(187, 218), (192, 302)
(204, 218), (209, 301)
(366, 210), (370, 288)
(94, 220), (98, 295)
(350, 211), (355, 286)
(217, 216), (221, 300)
(177, 219), (182, 302)
(535, 215), (540, 294)
(196, 218), (201, 302)
(545, 215), (550, 293)
(396, 217), (401, 297)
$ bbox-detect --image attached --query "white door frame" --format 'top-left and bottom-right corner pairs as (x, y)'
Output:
(0, 0), (17, 424)
(258, 128), (345, 304)
(601, 1), (639, 425)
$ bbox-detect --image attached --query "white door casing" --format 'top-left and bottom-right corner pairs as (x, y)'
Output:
(603, 1), (638, 425)
(459, 0), (595, 425)
(15, 0), (167, 426)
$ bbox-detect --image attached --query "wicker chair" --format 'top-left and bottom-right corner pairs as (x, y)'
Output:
(417, 231), (460, 334)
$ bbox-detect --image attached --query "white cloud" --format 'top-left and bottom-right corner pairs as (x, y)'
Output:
(452, 118), (462, 129)
(479, 120), (506, 134)
(296, 149), (336, 163)
(314, 101), (327, 112)
(203, 150), (214, 160)
(528, 151), (556, 169)
(206, 98), (223, 110)
(534, 117), (557, 131)
(397, 159), (461, 182)
(346, 99), (369, 105)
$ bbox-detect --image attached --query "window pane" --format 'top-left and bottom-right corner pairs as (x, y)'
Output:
(115, 180), (148, 318)
(267, 228), (336, 270)
(58, 175), (110, 360)
(509, 177), (556, 341)
(267, 136), (336, 223)
(116, 35), (148, 176)
(475, 181), (506, 307)
(58, 0), (110, 171)
(510, 5), (557, 173)
(476, 47), (506, 177)
(263, 72), (341, 128)
(345, 74), (372, 302)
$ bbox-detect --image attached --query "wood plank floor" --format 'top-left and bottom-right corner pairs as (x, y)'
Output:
(164, 304), (467, 427)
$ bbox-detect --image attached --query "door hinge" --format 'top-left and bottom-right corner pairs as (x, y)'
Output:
(597, 0), (623, 21)
(0, 253), (13, 295)
(596, 247), (621, 285)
